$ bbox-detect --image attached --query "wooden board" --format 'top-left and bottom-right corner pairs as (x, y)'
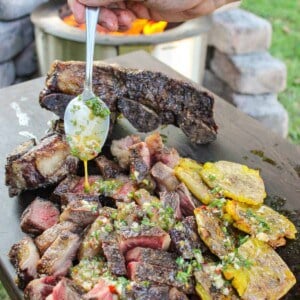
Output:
(0, 51), (299, 299)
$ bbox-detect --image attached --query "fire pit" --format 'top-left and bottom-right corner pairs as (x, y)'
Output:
(31, 0), (211, 83)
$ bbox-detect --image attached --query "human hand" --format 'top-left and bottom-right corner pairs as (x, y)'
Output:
(68, 0), (238, 31)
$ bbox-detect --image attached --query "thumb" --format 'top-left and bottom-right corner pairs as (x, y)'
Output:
(78, 0), (122, 6)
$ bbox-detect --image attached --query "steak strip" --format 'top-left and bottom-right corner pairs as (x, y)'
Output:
(40, 61), (217, 144)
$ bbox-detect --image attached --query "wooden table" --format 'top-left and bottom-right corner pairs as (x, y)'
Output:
(0, 51), (299, 299)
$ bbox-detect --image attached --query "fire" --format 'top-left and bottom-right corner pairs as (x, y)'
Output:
(62, 14), (167, 35)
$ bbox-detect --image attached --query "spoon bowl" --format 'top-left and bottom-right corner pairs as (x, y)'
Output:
(64, 7), (110, 162)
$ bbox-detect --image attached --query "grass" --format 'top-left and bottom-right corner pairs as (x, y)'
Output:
(241, 0), (300, 144)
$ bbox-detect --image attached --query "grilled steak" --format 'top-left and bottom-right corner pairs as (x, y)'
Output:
(125, 282), (170, 300)
(35, 221), (81, 254)
(94, 156), (123, 179)
(169, 287), (189, 300)
(24, 276), (59, 300)
(5, 134), (78, 197)
(160, 191), (182, 220)
(125, 247), (177, 269)
(129, 142), (151, 183)
(9, 236), (40, 289)
(46, 278), (83, 300)
(83, 278), (118, 300)
(59, 200), (100, 227)
(102, 241), (127, 276)
(127, 261), (193, 294)
(20, 197), (60, 235)
(118, 226), (171, 254)
(176, 183), (196, 217)
(110, 135), (141, 169)
(37, 231), (81, 276)
(151, 162), (180, 192)
(40, 61), (217, 144)
(170, 216), (203, 259)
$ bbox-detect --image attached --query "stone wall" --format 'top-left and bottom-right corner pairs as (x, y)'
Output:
(204, 8), (288, 138)
(0, 0), (48, 88)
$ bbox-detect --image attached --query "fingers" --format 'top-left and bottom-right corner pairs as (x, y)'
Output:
(68, 0), (85, 23)
(78, 0), (121, 6)
(112, 8), (136, 31)
(126, 2), (151, 19)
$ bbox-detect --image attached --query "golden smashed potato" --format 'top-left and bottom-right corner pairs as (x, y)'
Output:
(225, 200), (297, 247)
(200, 161), (266, 205)
(222, 238), (296, 300)
(175, 158), (212, 204)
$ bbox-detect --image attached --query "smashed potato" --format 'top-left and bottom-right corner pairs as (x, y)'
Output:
(225, 200), (297, 247)
(175, 158), (212, 204)
(222, 238), (296, 300)
(200, 161), (266, 205)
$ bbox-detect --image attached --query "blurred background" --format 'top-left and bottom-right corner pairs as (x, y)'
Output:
(0, 0), (299, 295)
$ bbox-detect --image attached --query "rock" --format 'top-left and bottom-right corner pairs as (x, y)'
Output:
(208, 8), (272, 54)
(0, 61), (15, 88)
(232, 93), (289, 138)
(211, 50), (287, 94)
(0, 16), (34, 63)
(14, 42), (37, 77)
(0, 0), (48, 21)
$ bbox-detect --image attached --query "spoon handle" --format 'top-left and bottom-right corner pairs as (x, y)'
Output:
(84, 6), (99, 94)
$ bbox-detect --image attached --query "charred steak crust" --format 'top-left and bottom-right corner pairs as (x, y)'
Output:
(40, 61), (217, 144)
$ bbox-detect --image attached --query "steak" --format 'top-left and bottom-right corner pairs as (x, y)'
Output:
(94, 155), (123, 179)
(170, 216), (203, 259)
(5, 133), (78, 197)
(59, 200), (100, 227)
(176, 183), (196, 217)
(169, 287), (189, 300)
(118, 226), (171, 254)
(9, 236), (40, 289)
(35, 221), (81, 254)
(125, 247), (177, 269)
(46, 278), (83, 300)
(20, 197), (60, 235)
(159, 191), (182, 220)
(24, 276), (59, 300)
(40, 61), (217, 144)
(129, 142), (151, 183)
(127, 261), (193, 294)
(37, 231), (81, 276)
(125, 282), (170, 300)
(102, 241), (127, 276)
(83, 278), (119, 300)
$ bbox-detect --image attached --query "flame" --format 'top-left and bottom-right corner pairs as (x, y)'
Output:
(62, 14), (167, 35)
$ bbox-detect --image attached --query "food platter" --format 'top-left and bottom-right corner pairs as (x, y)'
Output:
(0, 51), (299, 299)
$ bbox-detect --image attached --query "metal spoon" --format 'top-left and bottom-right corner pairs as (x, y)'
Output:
(64, 7), (110, 162)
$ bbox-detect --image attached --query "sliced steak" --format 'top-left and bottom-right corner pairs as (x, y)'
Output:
(51, 175), (81, 202)
(160, 191), (182, 220)
(125, 282), (170, 300)
(169, 287), (189, 300)
(94, 155), (123, 179)
(144, 132), (164, 159)
(60, 193), (100, 205)
(60, 200), (100, 227)
(20, 197), (60, 235)
(170, 216), (203, 259)
(125, 247), (177, 269)
(83, 279), (119, 300)
(156, 147), (180, 169)
(9, 236), (40, 289)
(6, 139), (36, 163)
(129, 142), (151, 183)
(176, 183), (196, 217)
(35, 221), (80, 254)
(5, 133), (78, 197)
(37, 231), (81, 276)
(102, 241), (127, 276)
(40, 61), (217, 144)
(151, 162), (180, 192)
(78, 207), (117, 260)
(110, 135), (141, 169)
(46, 278), (83, 300)
(127, 262), (193, 294)
(24, 276), (59, 300)
(118, 226), (171, 254)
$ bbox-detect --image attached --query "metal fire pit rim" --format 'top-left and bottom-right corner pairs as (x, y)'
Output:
(31, 0), (211, 46)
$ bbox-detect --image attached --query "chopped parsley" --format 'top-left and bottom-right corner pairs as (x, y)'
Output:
(85, 97), (110, 118)
(246, 209), (270, 232)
